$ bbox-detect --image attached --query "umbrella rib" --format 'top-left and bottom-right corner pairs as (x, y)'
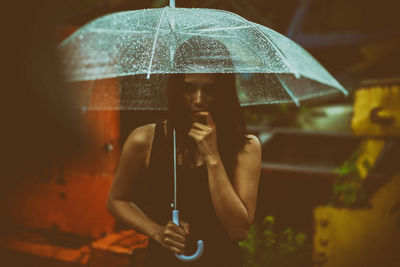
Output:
(300, 73), (348, 96)
(275, 74), (300, 106)
(165, 7), (180, 47)
(147, 7), (167, 79)
(251, 24), (300, 78)
(165, 8), (182, 69)
(240, 99), (296, 106)
(239, 87), (344, 107)
(180, 32), (234, 38)
(197, 25), (252, 32)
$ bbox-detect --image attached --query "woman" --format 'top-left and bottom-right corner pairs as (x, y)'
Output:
(107, 37), (261, 267)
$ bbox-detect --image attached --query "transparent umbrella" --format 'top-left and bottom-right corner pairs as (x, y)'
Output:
(59, 1), (349, 262)
(59, 4), (348, 111)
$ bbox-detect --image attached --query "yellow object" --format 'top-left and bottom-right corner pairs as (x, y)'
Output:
(352, 83), (400, 136)
(356, 139), (385, 179)
(313, 174), (400, 267)
(313, 79), (400, 267)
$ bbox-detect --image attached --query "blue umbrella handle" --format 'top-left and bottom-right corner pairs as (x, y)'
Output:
(172, 210), (204, 262)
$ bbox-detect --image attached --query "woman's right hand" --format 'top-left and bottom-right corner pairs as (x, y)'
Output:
(154, 220), (190, 254)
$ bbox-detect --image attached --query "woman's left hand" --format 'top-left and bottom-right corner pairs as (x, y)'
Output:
(188, 112), (220, 165)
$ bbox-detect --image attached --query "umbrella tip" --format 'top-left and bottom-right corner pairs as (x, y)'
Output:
(339, 85), (349, 97)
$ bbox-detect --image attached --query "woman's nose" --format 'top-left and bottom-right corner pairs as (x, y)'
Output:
(193, 88), (204, 106)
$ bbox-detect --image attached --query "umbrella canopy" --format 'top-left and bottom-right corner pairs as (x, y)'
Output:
(60, 6), (348, 110)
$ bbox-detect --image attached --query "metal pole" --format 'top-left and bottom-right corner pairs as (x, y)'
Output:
(173, 128), (177, 209)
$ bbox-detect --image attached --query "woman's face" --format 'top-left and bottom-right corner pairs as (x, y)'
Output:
(182, 73), (217, 122)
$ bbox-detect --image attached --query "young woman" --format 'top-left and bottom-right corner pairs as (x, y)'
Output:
(107, 38), (261, 267)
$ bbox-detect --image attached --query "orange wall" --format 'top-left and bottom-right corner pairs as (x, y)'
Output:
(0, 27), (121, 239)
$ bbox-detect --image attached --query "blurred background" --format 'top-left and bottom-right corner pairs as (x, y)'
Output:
(0, 0), (399, 266)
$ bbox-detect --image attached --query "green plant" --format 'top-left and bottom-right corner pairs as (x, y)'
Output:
(331, 149), (371, 206)
(239, 215), (311, 267)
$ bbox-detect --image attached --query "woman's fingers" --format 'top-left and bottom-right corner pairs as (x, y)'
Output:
(188, 129), (202, 141)
(165, 244), (184, 254)
(189, 113), (216, 144)
(180, 220), (190, 235)
(163, 236), (186, 251)
(160, 221), (190, 254)
(165, 221), (187, 239)
(193, 111), (216, 129)
(192, 122), (212, 131)
(188, 128), (202, 136)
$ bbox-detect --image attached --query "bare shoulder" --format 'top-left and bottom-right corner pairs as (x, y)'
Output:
(120, 123), (157, 168)
(124, 123), (156, 150)
(243, 134), (262, 154)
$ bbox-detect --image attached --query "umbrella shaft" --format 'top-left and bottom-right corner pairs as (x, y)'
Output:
(173, 128), (177, 209)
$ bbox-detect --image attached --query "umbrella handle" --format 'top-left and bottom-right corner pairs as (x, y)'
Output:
(172, 210), (204, 262)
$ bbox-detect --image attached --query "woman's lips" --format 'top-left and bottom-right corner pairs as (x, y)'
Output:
(190, 110), (207, 123)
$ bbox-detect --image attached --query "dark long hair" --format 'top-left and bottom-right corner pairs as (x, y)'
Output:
(166, 36), (250, 178)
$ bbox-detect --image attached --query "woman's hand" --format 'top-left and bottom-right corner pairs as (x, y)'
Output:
(154, 220), (190, 254)
(188, 112), (220, 165)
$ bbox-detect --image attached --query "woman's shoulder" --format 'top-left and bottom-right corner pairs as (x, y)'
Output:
(124, 123), (156, 150)
(235, 134), (262, 170)
(245, 134), (261, 146)
(244, 134), (262, 153)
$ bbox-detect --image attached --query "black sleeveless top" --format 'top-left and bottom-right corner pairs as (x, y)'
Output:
(141, 121), (243, 267)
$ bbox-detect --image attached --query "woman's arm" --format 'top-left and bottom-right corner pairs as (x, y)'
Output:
(206, 136), (261, 241)
(107, 124), (189, 254)
(188, 113), (261, 241)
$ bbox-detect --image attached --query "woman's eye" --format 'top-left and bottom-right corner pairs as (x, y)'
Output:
(204, 85), (216, 95)
(183, 84), (196, 93)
